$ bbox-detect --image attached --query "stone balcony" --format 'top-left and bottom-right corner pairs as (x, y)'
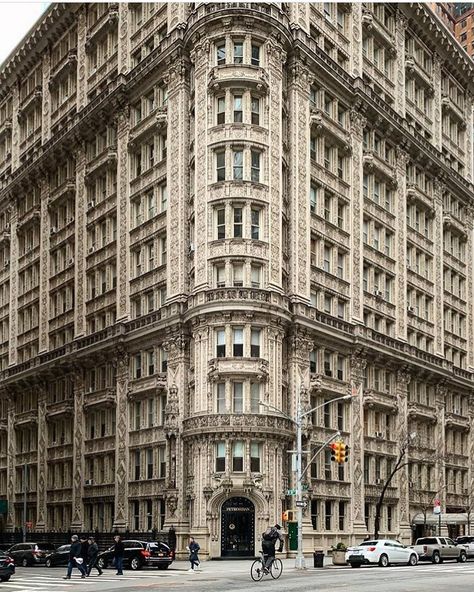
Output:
(207, 357), (269, 381)
(310, 107), (350, 148)
(83, 388), (116, 411)
(407, 401), (437, 423)
(129, 106), (168, 145)
(128, 373), (167, 397)
(365, 483), (398, 500)
(445, 412), (470, 432)
(182, 412), (295, 439)
(46, 399), (74, 419)
(363, 149), (395, 181)
(48, 178), (76, 208)
(363, 388), (397, 412)
(85, 146), (117, 179)
(208, 64), (269, 93)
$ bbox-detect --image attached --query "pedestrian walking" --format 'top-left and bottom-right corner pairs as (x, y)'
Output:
(86, 536), (103, 576)
(79, 535), (89, 573)
(113, 535), (125, 575)
(63, 534), (86, 580)
(187, 536), (200, 572)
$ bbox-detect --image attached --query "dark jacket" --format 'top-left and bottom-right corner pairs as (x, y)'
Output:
(87, 542), (99, 560)
(69, 541), (82, 560)
(113, 540), (125, 558)
(80, 541), (89, 560)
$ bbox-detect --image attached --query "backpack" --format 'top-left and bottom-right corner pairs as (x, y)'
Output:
(262, 528), (276, 541)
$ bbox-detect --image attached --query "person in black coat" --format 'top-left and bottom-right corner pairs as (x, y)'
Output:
(63, 534), (86, 579)
(86, 537), (103, 576)
(113, 535), (125, 576)
(187, 537), (200, 572)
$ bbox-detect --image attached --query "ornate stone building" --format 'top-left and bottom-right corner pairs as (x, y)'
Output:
(0, 2), (474, 558)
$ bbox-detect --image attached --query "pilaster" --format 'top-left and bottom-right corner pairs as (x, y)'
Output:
(167, 3), (191, 32)
(465, 94), (473, 182)
(466, 214), (473, 370)
(395, 148), (409, 342)
(6, 393), (15, 530)
(350, 353), (368, 538)
(35, 386), (47, 531)
(435, 384), (447, 515)
(433, 183), (445, 357)
(76, 6), (87, 111)
(71, 371), (85, 531)
(113, 350), (129, 531)
(8, 204), (18, 366)
(118, 2), (130, 75)
(350, 4), (363, 79)
(432, 54), (442, 151)
(41, 50), (51, 143)
(116, 108), (130, 321)
(349, 109), (366, 325)
(286, 2), (310, 33)
(74, 144), (86, 337)
(39, 179), (49, 353)
(11, 84), (20, 171)
(395, 368), (411, 542)
(394, 11), (407, 116)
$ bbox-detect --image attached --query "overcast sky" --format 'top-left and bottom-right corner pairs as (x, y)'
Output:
(0, 3), (49, 66)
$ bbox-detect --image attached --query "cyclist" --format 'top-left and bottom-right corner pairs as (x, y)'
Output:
(261, 524), (284, 571)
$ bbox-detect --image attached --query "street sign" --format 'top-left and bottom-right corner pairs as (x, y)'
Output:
(433, 499), (441, 515)
(287, 489), (296, 496)
(295, 501), (307, 508)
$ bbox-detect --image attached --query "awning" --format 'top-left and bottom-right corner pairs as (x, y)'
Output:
(412, 513), (470, 526)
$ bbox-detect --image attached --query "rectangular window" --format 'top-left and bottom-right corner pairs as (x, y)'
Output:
(338, 501), (345, 530)
(310, 350), (317, 373)
(217, 42), (226, 65)
(134, 450), (141, 481)
(233, 95), (243, 123)
(233, 441), (244, 471)
(216, 442), (226, 471)
(216, 151), (226, 181)
(323, 246), (331, 273)
(251, 96), (260, 125)
(217, 382), (226, 413)
(233, 150), (243, 180)
(233, 41), (243, 64)
(216, 265), (225, 287)
(147, 349), (155, 375)
(233, 263), (243, 287)
(217, 208), (226, 239)
(310, 184), (317, 213)
(250, 442), (261, 472)
(250, 382), (260, 413)
(233, 382), (243, 413)
(325, 500), (332, 531)
(233, 327), (244, 356)
(251, 208), (260, 239)
(251, 150), (260, 183)
(251, 328), (261, 357)
(134, 353), (142, 379)
(251, 44), (260, 66)
(217, 96), (225, 125)
(251, 264), (261, 288)
(216, 329), (226, 357)
(233, 207), (243, 237)
(147, 448), (153, 479)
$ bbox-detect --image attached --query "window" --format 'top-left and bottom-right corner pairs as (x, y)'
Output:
(251, 208), (260, 239)
(216, 151), (225, 181)
(251, 328), (261, 357)
(233, 382), (243, 413)
(216, 329), (226, 357)
(251, 44), (260, 66)
(233, 207), (243, 237)
(147, 350), (155, 375)
(216, 265), (225, 287)
(310, 184), (317, 213)
(216, 442), (226, 471)
(134, 353), (142, 379)
(147, 449), (153, 479)
(233, 95), (243, 123)
(217, 208), (225, 239)
(251, 264), (261, 288)
(159, 183), (167, 211)
(233, 441), (244, 471)
(217, 382), (226, 412)
(251, 96), (260, 125)
(325, 500), (332, 530)
(310, 351), (317, 373)
(250, 382), (260, 413)
(251, 150), (260, 183)
(233, 327), (244, 356)
(134, 450), (141, 481)
(216, 42), (226, 65)
(233, 150), (243, 180)
(233, 41), (243, 64)
(250, 442), (261, 472)
(339, 501), (346, 530)
(233, 263), (243, 287)
(323, 246), (331, 273)
(217, 97), (225, 125)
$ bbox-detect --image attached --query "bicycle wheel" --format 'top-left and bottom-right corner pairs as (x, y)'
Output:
(270, 558), (283, 579)
(250, 559), (264, 581)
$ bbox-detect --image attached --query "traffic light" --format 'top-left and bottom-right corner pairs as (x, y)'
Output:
(282, 510), (289, 523)
(341, 443), (350, 463)
(329, 442), (337, 462)
(334, 442), (343, 464)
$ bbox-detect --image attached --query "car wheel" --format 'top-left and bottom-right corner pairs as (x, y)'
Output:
(408, 554), (418, 566)
(432, 551), (441, 564)
(157, 564), (169, 570)
(21, 558), (29, 567)
(378, 554), (389, 568)
(130, 557), (141, 571)
(97, 558), (106, 570)
(0, 576), (11, 582)
(458, 552), (467, 563)
(350, 563), (361, 568)
(45, 558), (52, 568)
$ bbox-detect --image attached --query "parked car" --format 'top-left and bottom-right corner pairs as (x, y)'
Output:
(7, 542), (57, 567)
(45, 545), (71, 567)
(97, 540), (174, 571)
(0, 551), (15, 582)
(345, 539), (418, 568)
(411, 536), (467, 564)
(455, 536), (474, 558)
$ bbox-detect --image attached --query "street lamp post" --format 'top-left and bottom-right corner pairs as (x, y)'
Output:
(260, 392), (352, 570)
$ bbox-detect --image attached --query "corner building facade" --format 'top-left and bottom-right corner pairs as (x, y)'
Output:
(1, 2), (474, 557)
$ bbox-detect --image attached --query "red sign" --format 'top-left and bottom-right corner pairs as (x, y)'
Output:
(25, 521), (32, 528)
(434, 499), (440, 506)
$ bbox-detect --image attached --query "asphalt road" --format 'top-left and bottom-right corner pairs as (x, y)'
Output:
(5, 560), (474, 592)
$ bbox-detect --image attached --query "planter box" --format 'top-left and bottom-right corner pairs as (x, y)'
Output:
(332, 550), (347, 565)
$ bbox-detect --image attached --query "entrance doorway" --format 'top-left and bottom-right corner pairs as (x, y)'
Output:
(220, 497), (255, 557)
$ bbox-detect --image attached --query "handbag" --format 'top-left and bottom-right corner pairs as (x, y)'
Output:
(74, 557), (84, 565)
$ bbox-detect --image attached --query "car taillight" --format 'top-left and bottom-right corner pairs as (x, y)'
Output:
(423, 546), (427, 553)
(140, 550), (150, 557)
(170, 550), (175, 559)
(367, 547), (376, 552)
(5, 557), (14, 564)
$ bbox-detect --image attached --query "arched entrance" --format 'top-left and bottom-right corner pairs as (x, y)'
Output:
(220, 497), (255, 557)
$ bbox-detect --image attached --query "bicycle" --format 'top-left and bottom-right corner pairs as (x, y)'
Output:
(250, 551), (283, 581)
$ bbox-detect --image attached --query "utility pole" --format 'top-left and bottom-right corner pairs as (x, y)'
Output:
(261, 392), (352, 570)
(22, 463), (27, 543)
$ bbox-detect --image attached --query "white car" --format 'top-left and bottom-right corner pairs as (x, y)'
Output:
(456, 536), (474, 558)
(345, 539), (419, 568)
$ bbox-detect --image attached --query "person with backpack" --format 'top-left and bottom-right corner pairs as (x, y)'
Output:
(261, 524), (284, 571)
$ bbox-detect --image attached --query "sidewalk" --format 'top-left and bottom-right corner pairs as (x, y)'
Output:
(169, 556), (348, 572)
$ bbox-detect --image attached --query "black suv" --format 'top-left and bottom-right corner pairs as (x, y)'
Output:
(45, 545), (71, 567)
(8, 542), (57, 567)
(97, 540), (174, 571)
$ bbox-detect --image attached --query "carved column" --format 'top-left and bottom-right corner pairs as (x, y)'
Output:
(71, 370), (85, 531)
(116, 109), (130, 321)
(268, 324), (284, 412)
(74, 144), (86, 337)
(41, 49), (51, 143)
(8, 203), (18, 366)
(266, 37), (286, 293)
(465, 94), (474, 182)
(113, 351), (129, 531)
(432, 54), (442, 151)
(6, 393), (15, 530)
(350, 353), (367, 539)
(395, 148), (409, 342)
(35, 386), (47, 531)
(435, 383), (447, 524)
(286, 3), (310, 33)
(167, 2), (191, 31)
(395, 368), (411, 542)
(394, 11), (407, 116)
(466, 213), (473, 370)
(39, 179), (50, 353)
(433, 182), (445, 357)
(287, 57), (310, 302)
(76, 6), (87, 111)
(118, 2), (130, 74)
(11, 83), (20, 171)
(166, 58), (189, 302)
(349, 109), (366, 324)
(351, 4), (363, 78)
(468, 395), (474, 515)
